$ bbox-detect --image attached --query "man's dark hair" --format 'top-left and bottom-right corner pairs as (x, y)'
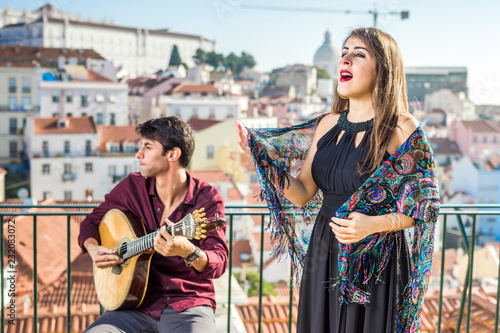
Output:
(136, 116), (195, 168)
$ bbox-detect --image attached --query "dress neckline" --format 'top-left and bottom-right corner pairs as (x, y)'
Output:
(337, 110), (374, 133)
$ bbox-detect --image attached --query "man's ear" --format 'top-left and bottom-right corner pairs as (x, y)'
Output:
(166, 147), (182, 163)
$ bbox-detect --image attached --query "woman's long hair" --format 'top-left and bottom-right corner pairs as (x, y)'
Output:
(331, 27), (410, 174)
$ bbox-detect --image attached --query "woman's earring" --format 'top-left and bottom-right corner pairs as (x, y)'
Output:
(337, 87), (349, 100)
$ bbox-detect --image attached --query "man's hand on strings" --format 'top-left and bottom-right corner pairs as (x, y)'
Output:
(86, 240), (124, 269)
(154, 219), (197, 258)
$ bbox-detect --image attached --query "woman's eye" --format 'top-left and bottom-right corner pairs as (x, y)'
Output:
(341, 53), (347, 57)
(355, 53), (365, 58)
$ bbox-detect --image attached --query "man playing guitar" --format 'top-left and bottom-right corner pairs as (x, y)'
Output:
(78, 116), (227, 332)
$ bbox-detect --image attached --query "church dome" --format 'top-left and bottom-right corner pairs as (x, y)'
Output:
(313, 31), (340, 80)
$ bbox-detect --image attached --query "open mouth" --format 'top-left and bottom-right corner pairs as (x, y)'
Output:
(340, 70), (353, 82)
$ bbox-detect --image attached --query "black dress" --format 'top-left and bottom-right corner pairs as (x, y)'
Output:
(297, 115), (410, 333)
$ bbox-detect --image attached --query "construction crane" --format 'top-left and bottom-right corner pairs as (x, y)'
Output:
(241, 4), (409, 28)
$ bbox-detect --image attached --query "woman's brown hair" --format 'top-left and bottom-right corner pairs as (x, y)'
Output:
(331, 27), (411, 174)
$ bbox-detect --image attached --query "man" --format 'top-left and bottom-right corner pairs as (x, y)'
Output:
(78, 116), (227, 332)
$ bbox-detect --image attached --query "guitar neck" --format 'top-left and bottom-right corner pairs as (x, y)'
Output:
(119, 225), (173, 260)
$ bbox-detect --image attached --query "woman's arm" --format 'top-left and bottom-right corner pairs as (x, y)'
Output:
(235, 114), (339, 208)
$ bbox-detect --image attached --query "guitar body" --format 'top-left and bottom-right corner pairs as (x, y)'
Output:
(94, 209), (152, 311)
(93, 207), (226, 311)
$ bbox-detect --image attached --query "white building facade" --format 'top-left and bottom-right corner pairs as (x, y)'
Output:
(40, 80), (129, 126)
(0, 5), (216, 77)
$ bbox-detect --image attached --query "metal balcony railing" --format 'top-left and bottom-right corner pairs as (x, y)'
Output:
(0, 204), (499, 333)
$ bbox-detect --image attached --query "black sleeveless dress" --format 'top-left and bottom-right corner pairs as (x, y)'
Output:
(296, 113), (410, 333)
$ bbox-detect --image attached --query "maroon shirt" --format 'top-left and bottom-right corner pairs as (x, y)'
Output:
(78, 172), (227, 320)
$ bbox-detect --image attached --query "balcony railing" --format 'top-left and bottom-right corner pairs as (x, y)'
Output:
(0, 204), (499, 333)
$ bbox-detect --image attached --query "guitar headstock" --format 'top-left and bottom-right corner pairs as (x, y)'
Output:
(170, 208), (227, 240)
(192, 208), (227, 240)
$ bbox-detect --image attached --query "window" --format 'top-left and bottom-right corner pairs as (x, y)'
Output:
(85, 140), (92, 156)
(494, 136), (498, 143)
(124, 165), (131, 175)
(81, 93), (88, 107)
(22, 97), (31, 109)
(9, 141), (17, 158)
(64, 191), (72, 201)
(207, 145), (214, 159)
(66, 92), (73, 103)
(85, 163), (93, 173)
(42, 164), (50, 174)
(250, 174), (258, 183)
(22, 78), (30, 93)
(209, 108), (216, 120)
(9, 118), (17, 135)
(174, 109), (181, 116)
(109, 94), (117, 103)
(64, 163), (72, 174)
(484, 136), (487, 143)
(64, 140), (70, 154)
(42, 141), (49, 156)
(109, 144), (119, 153)
(43, 191), (51, 200)
(66, 113), (73, 117)
(52, 92), (60, 103)
(227, 108), (234, 119)
(473, 136), (477, 143)
(96, 113), (103, 125)
(192, 108), (198, 118)
(8, 77), (16, 93)
(110, 113), (116, 125)
(108, 165), (116, 176)
(85, 189), (93, 200)
(8, 96), (16, 110)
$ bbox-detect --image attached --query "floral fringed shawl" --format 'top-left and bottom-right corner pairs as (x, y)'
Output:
(247, 114), (440, 332)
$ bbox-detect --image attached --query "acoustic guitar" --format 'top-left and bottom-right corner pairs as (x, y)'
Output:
(93, 207), (227, 311)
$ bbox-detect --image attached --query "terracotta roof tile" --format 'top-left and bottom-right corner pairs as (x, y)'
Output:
(97, 125), (140, 152)
(252, 231), (273, 251)
(34, 116), (97, 135)
(187, 118), (221, 132)
(0, 45), (105, 62)
(0, 61), (37, 68)
(171, 83), (219, 94)
(461, 120), (500, 133)
(86, 70), (113, 82)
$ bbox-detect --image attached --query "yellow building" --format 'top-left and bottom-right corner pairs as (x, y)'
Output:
(188, 119), (254, 183)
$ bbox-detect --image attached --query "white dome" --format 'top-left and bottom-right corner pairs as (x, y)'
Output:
(313, 31), (340, 80)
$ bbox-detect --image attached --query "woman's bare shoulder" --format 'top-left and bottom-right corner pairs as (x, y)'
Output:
(388, 114), (420, 154)
(316, 112), (340, 135)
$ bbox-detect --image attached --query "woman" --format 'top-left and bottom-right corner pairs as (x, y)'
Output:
(236, 28), (439, 332)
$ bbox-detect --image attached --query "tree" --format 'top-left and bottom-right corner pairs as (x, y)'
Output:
(234, 271), (277, 297)
(169, 45), (182, 67)
(193, 48), (206, 66)
(205, 51), (224, 69)
(224, 52), (240, 74)
(313, 66), (330, 79)
(240, 51), (256, 71)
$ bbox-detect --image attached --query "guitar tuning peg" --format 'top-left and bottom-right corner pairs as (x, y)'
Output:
(200, 213), (206, 217)
(200, 235), (207, 239)
(195, 236), (201, 240)
(199, 207), (205, 213)
(196, 227), (201, 230)
(200, 223), (206, 228)
(201, 230), (207, 234)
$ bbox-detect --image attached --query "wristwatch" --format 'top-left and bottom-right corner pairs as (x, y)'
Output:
(184, 246), (200, 266)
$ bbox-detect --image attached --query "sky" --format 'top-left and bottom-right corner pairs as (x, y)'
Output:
(5, 0), (500, 105)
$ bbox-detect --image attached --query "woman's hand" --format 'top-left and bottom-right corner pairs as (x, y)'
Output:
(329, 212), (378, 244)
(234, 121), (251, 157)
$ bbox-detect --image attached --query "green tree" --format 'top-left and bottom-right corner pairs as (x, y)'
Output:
(313, 66), (330, 79)
(5, 171), (30, 199)
(224, 52), (240, 74)
(240, 51), (256, 71)
(234, 270), (277, 297)
(205, 51), (224, 69)
(169, 45), (182, 67)
(193, 48), (206, 66)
